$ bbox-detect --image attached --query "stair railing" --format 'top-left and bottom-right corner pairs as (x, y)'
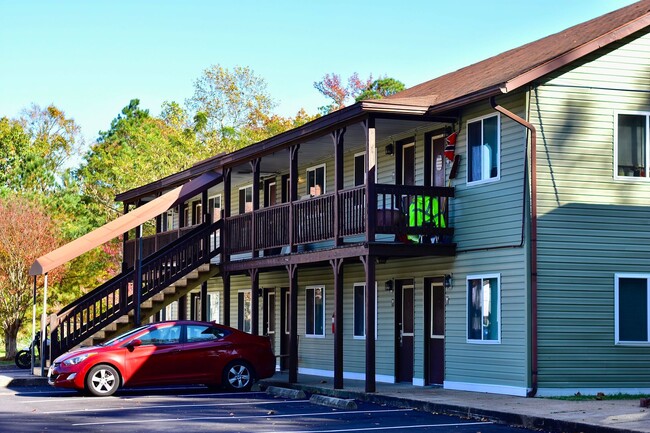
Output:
(49, 220), (222, 358)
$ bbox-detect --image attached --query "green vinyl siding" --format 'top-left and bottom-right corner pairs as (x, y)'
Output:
(532, 30), (650, 391)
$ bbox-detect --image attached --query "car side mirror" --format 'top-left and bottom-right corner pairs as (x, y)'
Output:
(126, 339), (142, 351)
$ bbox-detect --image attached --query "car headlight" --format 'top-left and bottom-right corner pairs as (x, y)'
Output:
(62, 353), (94, 366)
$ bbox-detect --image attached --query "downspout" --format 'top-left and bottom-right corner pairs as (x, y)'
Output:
(489, 96), (538, 397)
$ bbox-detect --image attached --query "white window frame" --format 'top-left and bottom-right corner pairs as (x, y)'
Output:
(305, 285), (326, 338)
(238, 289), (252, 334)
(615, 273), (650, 345)
(267, 290), (276, 335)
(614, 111), (650, 181)
(208, 292), (220, 323)
(466, 113), (501, 186)
(402, 141), (416, 186)
(352, 282), (378, 340)
(209, 194), (222, 222)
(466, 273), (501, 344)
(239, 185), (253, 214)
(306, 163), (326, 196)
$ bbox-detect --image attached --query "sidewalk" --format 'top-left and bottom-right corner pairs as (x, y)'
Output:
(260, 372), (650, 433)
(1, 366), (648, 433)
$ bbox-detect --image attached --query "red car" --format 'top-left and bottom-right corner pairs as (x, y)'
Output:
(47, 320), (276, 396)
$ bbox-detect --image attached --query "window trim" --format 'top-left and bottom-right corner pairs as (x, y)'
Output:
(466, 113), (501, 186)
(238, 185), (253, 214)
(238, 289), (252, 334)
(402, 141), (416, 186)
(306, 163), (326, 196)
(352, 282), (378, 340)
(614, 110), (650, 181)
(208, 194), (222, 222)
(614, 273), (650, 345)
(305, 285), (326, 338)
(466, 273), (501, 344)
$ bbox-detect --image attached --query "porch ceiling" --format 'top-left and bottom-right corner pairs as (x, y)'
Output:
(228, 117), (445, 186)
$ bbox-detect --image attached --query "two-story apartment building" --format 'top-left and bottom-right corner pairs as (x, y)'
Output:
(32, 0), (650, 396)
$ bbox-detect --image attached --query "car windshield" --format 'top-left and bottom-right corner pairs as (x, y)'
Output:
(100, 324), (150, 346)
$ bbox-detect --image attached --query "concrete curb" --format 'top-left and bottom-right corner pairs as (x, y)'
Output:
(265, 385), (306, 399)
(310, 394), (357, 410)
(0, 375), (49, 388)
(260, 380), (639, 433)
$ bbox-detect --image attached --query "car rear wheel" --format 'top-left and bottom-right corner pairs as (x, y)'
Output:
(85, 364), (120, 397)
(223, 360), (254, 392)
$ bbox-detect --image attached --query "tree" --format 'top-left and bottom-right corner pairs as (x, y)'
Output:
(0, 105), (82, 195)
(355, 77), (406, 101)
(313, 73), (373, 114)
(0, 195), (60, 358)
(185, 64), (275, 152)
(314, 73), (405, 114)
(78, 99), (210, 226)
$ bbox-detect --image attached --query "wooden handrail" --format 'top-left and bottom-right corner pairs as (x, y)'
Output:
(50, 220), (222, 358)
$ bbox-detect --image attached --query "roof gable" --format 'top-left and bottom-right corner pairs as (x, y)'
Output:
(389, 0), (650, 112)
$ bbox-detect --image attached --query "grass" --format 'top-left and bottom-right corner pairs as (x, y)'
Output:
(550, 392), (650, 401)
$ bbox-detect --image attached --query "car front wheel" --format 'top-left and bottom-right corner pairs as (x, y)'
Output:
(85, 364), (120, 397)
(223, 360), (254, 392)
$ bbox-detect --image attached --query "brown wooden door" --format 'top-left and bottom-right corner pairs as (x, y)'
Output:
(280, 288), (290, 370)
(396, 282), (414, 382)
(427, 282), (445, 385)
(432, 136), (446, 187)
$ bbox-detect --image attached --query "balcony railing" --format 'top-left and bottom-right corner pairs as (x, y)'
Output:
(223, 183), (453, 256)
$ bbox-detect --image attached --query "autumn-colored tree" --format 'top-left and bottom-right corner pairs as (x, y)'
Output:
(313, 73), (373, 114)
(314, 73), (405, 114)
(0, 195), (60, 358)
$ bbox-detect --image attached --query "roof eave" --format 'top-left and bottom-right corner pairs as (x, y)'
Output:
(504, 13), (650, 93)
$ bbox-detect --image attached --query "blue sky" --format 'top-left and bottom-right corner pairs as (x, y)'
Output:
(0, 0), (638, 147)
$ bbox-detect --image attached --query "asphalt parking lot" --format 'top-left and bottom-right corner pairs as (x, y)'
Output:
(0, 385), (540, 433)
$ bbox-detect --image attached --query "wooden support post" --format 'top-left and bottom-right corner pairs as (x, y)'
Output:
(178, 294), (187, 320)
(287, 264), (298, 383)
(364, 117), (377, 243)
(330, 257), (344, 389)
(331, 128), (345, 246)
(222, 271), (231, 326)
(361, 255), (376, 393)
(251, 158), (260, 258)
(289, 145), (299, 253)
(122, 202), (130, 272)
(202, 189), (209, 223)
(250, 268), (260, 335)
(134, 224), (142, 327)
(200, 281), (208, 321)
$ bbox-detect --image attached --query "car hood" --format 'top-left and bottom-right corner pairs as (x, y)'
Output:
(53, 345), (104, 363)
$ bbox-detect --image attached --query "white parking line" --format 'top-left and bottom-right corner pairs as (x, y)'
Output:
(42, 398), (308, 414)
(72, 408), (412, 426)
(19, 390), (264, 404)
(257, 422), (493, 433)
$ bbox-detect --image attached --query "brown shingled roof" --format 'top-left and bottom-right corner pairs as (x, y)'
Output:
(388, 0), (650, 112)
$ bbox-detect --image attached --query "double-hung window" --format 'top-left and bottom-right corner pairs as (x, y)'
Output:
(615, 274), (650, 344)
(305, 286), (325, 337)
(467, 114), (500, 184)
(467, 274), (500, 342)
(615, 112), (650, 179)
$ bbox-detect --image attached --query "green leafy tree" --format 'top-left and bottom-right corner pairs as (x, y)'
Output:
(0, 105), (82, 195)
(355, 77), (405, 101)
(186, 64), (275, 152)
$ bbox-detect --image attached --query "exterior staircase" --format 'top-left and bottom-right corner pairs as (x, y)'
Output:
(49, 220), (222, 359)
